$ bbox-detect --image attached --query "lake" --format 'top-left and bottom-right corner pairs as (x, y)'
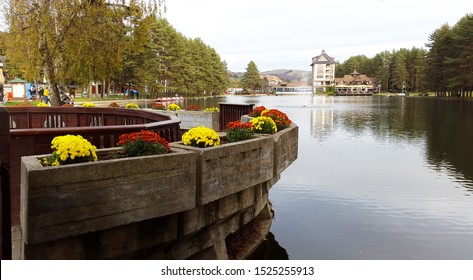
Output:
(177, 94), (473, 260)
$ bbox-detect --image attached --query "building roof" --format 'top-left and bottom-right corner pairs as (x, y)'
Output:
(310, 50), (336, 66)
(9, 78), (28, 83)
(261, 75), (283, 84)
(335, 71), (376, 87)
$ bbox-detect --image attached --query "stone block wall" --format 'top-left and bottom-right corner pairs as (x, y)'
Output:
(20, 124), (298, 259)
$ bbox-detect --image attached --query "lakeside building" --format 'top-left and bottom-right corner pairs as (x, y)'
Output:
(334, 70), (377, 95)
(260, 75), (283, 87)
(310, 50), (336, 93)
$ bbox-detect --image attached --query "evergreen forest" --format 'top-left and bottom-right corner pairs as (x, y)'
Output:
(0, 1), (472, 104)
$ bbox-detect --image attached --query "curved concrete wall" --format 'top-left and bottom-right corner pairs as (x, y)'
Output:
(20, 124), (298, 259)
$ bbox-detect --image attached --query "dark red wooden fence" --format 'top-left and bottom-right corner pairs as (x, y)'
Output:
(4, 107), (181, 227)
(219, 103), (254, 130)
(0, 107), (11, 259)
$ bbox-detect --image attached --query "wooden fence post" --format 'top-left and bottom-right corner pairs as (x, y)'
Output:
(219, 103), (255, 131)
(0, 107), (11, 259)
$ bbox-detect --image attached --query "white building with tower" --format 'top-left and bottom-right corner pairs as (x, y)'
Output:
(310, 50), (336, 93)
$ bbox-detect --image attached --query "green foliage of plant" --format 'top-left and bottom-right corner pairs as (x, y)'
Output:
(241, 61), (263, 92)
(225, 120), (255, 142)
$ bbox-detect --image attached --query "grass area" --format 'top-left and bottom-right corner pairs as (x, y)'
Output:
(2, 100), (39, 106)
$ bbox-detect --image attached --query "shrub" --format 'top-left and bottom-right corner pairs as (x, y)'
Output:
(204, 107), (219, 112)
(41, 135), (97, 166)
(82, 102), (96, 107)
(108, 102), (120, 108)
(186, 105), (200, 111)
(151, 103), (166, 110)
(225, 120), (254, 142)
(182, 126), (220, 148)
(117, 130), (170, 157)
(261, 109), (292, 130)
(167, 103), (181, 111)
(250, 116), (277, 134)
(249, 106), (267, 117)
(126, 103), (140, 109)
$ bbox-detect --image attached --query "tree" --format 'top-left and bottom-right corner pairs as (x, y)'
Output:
(391, 49), (408, 92)
(4, 0), (166, 105)
(336, 55), (372, 77)
(241, 61), (261, 92)
(371, 51), (392, 92)
(448, 14), (473, 97)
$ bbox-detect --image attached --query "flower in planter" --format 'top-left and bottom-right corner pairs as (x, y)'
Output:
(167, 103), (181, 111)
(185, 105), (200, 111)
(82, 102), (96, 107)
(182, 126), (220, 148)
(249, 106), (267, 117)
(126, 102), (140, 109)
(109, 102), (120, 108)
(250, 116), (277, 134)
(36, 102), (48, 107)
(204, 107), (219, 112)
(42, 135), (97, 166)
(117, 130), (170, 157)
(151, 102), (166, 110)
(225, 120), (255, 142)
(261, 109), (292, 130)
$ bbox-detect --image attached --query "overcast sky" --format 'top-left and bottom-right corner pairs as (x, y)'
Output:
(166, 0), (471, 72)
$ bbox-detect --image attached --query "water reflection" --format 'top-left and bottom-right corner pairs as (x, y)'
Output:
(311, 107), (333, 142)
(153, 95), (473, 259)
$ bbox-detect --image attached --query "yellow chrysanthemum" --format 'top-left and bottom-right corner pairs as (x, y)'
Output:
(44, 135), (97, 166)
(182, 126), (220, 148)
(167, 103), (181, 111)
(250, 116), (277, 134)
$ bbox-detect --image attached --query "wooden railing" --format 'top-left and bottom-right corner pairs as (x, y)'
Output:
(0, 107), (12, 260)
(3, 106), (181, 226)
(219, 103), (254, 130)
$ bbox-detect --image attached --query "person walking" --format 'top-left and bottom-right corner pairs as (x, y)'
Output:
(43, 87), (50, 105)
(29, 84), (36, 100)
(38, 86), (44, 102)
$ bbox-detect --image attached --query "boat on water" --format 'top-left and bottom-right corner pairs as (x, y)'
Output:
(155, 96), (184, 102)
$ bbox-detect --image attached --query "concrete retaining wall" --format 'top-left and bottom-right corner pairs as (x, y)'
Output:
(170, 110), (220, 131)
(20, 124), (298, 259)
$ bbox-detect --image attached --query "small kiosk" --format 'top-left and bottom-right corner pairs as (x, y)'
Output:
(8, 78), (28, 99)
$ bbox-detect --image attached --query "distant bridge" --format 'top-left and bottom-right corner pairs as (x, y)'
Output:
(274, 86), (313, 94)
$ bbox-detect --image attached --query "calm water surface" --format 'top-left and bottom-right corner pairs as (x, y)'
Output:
(181, 95), (473, 259)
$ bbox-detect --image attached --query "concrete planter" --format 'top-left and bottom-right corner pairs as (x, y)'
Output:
(21, 147), (196, 245)
(171, 136), (274, 205)
(271, 123), (299, 177)
(167, 110), (219, 131)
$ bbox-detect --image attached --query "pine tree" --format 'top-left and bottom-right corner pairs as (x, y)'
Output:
(241, 61), (261, 92)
